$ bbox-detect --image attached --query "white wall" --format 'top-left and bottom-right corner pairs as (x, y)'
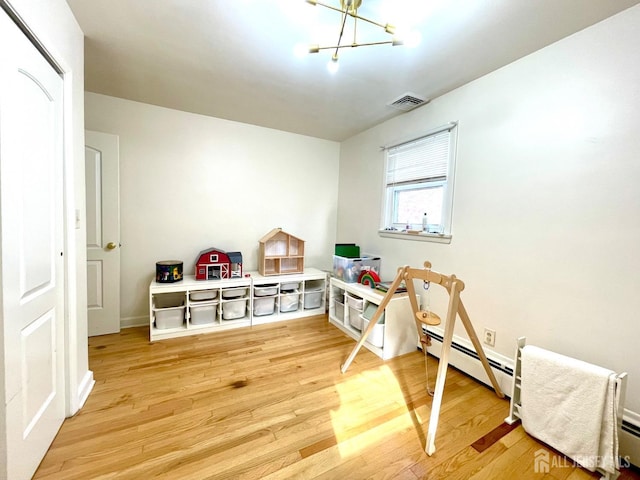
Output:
(6, 0), (91, 415)
(338, 4), (640, 418)
(85, 93), (340, 325)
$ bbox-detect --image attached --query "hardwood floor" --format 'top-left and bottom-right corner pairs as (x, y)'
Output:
(34, 315), (638, 479)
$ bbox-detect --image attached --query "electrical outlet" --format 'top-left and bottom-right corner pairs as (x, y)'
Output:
(483, 328), (496, 347)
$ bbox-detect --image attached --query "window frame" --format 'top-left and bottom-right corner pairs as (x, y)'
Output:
(384, 179), (446, 229)
(379, 122), (458, 243)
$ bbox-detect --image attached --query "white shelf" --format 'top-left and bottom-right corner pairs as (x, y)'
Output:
(328, 277), (418, 360)
(248, 268), (327, 325)
(149, 268), (327, 341)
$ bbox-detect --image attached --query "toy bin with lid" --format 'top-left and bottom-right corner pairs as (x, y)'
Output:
(332, 254), (381, 283)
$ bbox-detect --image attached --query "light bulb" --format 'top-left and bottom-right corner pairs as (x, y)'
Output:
(327, 54), (339, 74)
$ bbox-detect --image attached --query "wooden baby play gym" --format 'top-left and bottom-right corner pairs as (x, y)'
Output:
(340, 261), (505, 456)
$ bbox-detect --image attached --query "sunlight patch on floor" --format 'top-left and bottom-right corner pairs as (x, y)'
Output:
(330, 364), (417, 458)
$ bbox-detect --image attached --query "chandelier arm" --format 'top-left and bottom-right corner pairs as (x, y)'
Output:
(332, 6), (350, 59)
(312, 1), (390, 33)
(305, 0), (402, 66)
(310, 1), (347, 15)
(348, 13), (386, 31)
(316, 40), (395, 51)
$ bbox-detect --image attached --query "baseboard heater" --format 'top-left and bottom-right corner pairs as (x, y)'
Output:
(424, 327), (512, 376)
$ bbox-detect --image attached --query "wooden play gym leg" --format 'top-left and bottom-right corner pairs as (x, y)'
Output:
(340, 262), (504, 457)
(424, 277), (461, 455)
(340, 266), (408, 374)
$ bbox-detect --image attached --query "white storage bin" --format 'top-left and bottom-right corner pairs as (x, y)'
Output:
(254, 285), (278, 296)
(190, 290), (217, 301)
(304, 291), (323, 309)
(222, 299), (247, 320)
(346, 294), (364, 310)
(153, 292), (184, 309)
(189, 303), (217, 325)
(362, 318), (385, 348)
(253, 297), (275, 316)
(222, 287), (247, 298)
(334, 300), (345, 321)
(349, 306), (362, 330)
(362, 303), (385, 347)
(280, 293), (300, 312)
(154, 306), (185, 329)
(280, 282), (300, 292)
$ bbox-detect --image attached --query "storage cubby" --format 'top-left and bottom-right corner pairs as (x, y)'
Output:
(330, 285), (346, 322)
(250, 269), (327, 326)
(149, 268), (327, 340)
(220, 286), (250, 322)
(221, 298), (249, 321)
(328, 277), (418, 360)
(253, 283), (278, 317)
(303, 279), (325, 310)
(189, 302), (217, 325)
(149, 276), (251, 341)
(346, 293), (364, 331)
(152, 292), (187, 330)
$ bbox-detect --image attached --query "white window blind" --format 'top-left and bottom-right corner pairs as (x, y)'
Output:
(386, 129), (451, 187)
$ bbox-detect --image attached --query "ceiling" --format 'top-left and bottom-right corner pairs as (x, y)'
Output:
(66, 0), (639, 142)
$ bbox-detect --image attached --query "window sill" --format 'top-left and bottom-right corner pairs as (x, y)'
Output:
(378, 230), (452, 244)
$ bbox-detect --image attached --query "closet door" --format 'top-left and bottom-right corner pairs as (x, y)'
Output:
(0, 10), (66, 480)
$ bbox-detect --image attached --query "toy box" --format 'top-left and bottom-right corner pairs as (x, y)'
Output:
(332, 254), (381, 283)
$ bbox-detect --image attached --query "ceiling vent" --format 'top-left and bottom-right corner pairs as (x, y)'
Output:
(387, 92), (429, 111)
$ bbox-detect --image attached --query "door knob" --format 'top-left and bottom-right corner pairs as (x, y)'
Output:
(106, 242), (117, 250)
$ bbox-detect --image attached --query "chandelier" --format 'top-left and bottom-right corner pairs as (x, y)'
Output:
(304, 0), (415, 73)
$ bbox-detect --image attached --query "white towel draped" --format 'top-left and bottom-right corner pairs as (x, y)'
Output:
(520, 345), (618, 474)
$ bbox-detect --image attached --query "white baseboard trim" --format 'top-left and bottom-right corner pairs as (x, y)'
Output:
(120, 315), (148, 329)
(621, 410), (640, 467)
(75, 369), (95, 412)
(424, 326), (640, 466)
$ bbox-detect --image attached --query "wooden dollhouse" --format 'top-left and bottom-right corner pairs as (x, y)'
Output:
(258, 228), (305, 276)
(195, 248), (243, 280)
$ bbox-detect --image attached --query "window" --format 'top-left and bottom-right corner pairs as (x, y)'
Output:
(381, 123), (457, 237)
(209, 254), (219, 263)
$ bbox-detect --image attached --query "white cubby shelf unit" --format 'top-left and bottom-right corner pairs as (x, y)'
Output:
(149, 268), (327, 341)
(328, 277), (418, 360)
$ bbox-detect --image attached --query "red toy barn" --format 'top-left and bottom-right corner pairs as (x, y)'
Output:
(194, 248), (243, 280)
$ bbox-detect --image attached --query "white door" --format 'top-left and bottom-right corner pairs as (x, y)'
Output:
(0, 11), (66, 480)
(85, 131), (121, 336)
